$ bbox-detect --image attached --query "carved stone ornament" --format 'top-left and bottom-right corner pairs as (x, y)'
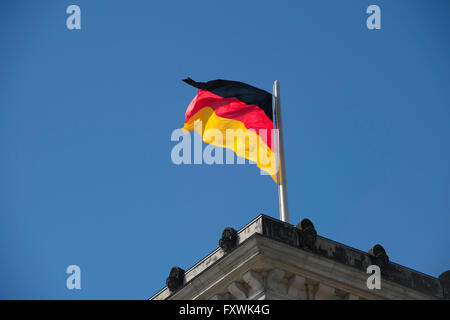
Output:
(368, 244), (389, 269)
(219, 227), (238, 253)
(438, 270), (450, 299)
(296, 218), (317, 250)
(166, 266), (185, 292)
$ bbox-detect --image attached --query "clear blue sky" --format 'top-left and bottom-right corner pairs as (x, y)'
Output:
(1, 0), (449, 299)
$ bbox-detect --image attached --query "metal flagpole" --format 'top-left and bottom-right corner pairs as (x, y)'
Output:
(273, 80), (290, 223)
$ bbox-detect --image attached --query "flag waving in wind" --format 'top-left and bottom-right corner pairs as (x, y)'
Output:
(182, 78), (277, 181)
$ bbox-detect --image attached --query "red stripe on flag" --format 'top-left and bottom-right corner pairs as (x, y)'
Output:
(185, 89), (274, 150)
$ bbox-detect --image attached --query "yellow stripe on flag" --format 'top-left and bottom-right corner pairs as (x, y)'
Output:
(183, 107), (277, 182)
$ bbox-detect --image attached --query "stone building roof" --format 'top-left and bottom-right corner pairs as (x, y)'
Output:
(151, 214), (449, 300)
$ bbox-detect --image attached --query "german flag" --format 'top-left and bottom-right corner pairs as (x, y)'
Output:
(182, 78), (277, 181)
